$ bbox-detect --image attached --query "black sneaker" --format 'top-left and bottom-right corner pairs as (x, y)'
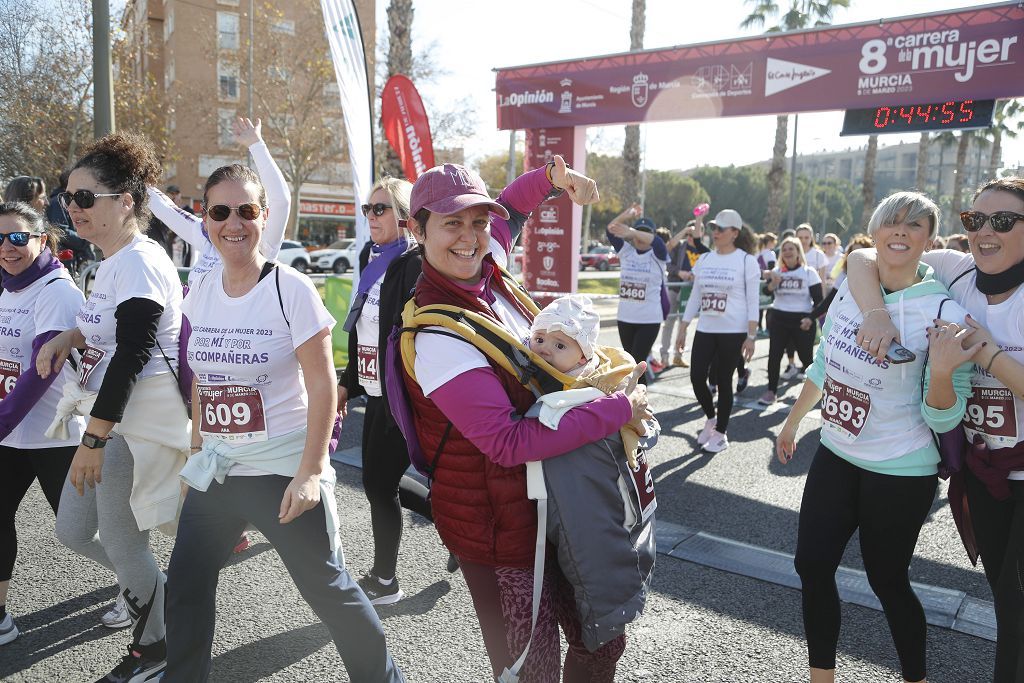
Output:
(357, 571), (404, 606)
(736, 369), (751, 393)
(96, 644), (166, 683)
(446, 552), (461, 573)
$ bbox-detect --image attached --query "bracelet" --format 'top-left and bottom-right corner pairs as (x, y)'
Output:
(863, 307), (890, 319)
(545, 161), (555, 186)
(986, 349), (1005, 372)
(190, 446), (203, 452)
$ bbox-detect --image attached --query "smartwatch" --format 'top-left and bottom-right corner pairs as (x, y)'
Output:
(81, 432), (110, 449)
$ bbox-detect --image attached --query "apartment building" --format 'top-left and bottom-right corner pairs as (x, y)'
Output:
(121, 0), (375, 244)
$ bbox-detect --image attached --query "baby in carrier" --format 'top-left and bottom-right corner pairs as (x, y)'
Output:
(527, 294), (653, 468)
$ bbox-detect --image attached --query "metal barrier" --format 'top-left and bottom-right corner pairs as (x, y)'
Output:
(76, 261), (101, 295)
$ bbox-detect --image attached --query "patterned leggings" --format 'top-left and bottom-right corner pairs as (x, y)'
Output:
(460, 550), (626, 683)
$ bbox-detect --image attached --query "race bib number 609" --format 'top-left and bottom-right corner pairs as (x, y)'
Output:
(198, 384), (268, 444)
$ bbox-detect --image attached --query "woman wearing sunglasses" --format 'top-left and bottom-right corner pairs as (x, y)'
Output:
(161, 162), (404, 682)
(37, 132), (189, 683)
(779, 191), (976, 683)
(0, 203), (85, 647)
(848, 177), (1024, 682)
(148, 117), (289, 285)
(337, 177), (429, 606)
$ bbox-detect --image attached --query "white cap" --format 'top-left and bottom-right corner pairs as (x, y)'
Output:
(709, 209), (743, 230)
(531, 295), (599, 360)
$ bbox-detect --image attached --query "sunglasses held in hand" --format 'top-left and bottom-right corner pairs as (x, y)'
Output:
(361, 203), (392, 217)
(203, 203), (263, 221)
(959, 210), (1024, 233)
(58, 190), (121, 210)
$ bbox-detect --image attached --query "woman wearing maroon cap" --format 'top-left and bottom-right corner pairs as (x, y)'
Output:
(401, 160), (651, 682)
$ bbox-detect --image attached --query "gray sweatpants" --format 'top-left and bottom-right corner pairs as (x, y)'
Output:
(55, 434), (165, 647)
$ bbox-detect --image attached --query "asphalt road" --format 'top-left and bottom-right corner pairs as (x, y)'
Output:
(2, 321), (996, 682)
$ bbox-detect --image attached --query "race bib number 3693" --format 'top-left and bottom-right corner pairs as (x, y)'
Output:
(822, 376), (870, 441)
(198, 384), (268, 444)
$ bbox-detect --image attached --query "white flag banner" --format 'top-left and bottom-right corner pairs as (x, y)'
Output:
(320, 0), (372, 264)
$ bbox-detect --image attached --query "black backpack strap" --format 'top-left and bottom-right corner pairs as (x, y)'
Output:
(274, 264), (290, 328)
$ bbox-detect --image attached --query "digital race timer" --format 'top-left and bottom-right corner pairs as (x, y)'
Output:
(840, 99), (995, 136)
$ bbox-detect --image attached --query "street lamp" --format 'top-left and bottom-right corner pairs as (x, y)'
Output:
(93, 0), (115, 137)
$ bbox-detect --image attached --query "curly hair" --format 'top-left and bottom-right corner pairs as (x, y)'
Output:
(73, 131), (161, 223)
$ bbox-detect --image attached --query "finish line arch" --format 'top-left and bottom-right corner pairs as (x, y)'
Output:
(494, 2), (1024, 296)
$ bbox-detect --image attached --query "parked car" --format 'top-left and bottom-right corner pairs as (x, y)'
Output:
(310, 238), (361, 274)
(278, 240), (312, 272)
(580, 245), (620, 271)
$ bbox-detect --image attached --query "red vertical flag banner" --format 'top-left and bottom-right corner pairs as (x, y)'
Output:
(381, 74), (436, 180)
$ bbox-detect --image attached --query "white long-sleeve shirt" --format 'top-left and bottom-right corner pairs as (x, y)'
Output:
(682, 249), (760, 334)
(147, 140), (290, 285)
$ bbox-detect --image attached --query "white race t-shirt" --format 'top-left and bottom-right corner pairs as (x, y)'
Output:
(616, 243), (667, 324)
(805, 247), (828, 274)
(354, 271), (385, 397)
(682, 250), (761, 334)
(76, 235), (182, 391)
(183, 264), (335, 448)
(0, 271), (84, 447)
(925, 249), (1024, 479)
(414, 292), (532, 397)
(771, 265), (822, 314)
(757, 249), (777, 269)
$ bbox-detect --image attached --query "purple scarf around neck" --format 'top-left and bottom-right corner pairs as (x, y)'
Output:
(1, 247), (63, 292)
(356, 237), (408, 296)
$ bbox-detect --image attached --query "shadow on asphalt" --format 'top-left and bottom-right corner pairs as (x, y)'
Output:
(211, 621), (331, 682)
(377, 579), (452, 620)
(0, 584), (120, 679)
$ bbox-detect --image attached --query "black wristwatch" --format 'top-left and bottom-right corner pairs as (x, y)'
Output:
(81, 432), (110, 449)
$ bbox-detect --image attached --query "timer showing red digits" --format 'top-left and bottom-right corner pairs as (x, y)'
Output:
(841, 99), (994, 137)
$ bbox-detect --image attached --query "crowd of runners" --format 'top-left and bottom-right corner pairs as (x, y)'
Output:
(0, 115), (1021, 683)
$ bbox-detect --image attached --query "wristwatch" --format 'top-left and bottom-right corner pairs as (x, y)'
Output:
(81, 432), (110, 449)
(746, 334), (757, 341)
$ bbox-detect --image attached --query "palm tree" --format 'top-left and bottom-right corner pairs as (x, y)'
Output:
(985, 98), (1023, 179)
(932, 130), (957, 197)
(741, 0), (850, 232)
(861, 135), (878, 227)
(621, 0), (645, 205)
(915, 132), (930, 190)
(951, 130), (972, 221)
(381, 0), (414, 178)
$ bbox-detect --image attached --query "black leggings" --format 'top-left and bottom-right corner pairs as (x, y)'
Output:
(362, 395), (432, 579)
(617, 321), (661, 385)
(767, 310), (815, 392)
(0, 444), (76, 583)
(794, 445), (936, 681)
(689, 331), (746, 434)
(965, 468), (1024, 682)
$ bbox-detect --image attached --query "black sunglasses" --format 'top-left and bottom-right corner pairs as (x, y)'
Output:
(204, 203), (263, 221)
(0, 232), (41, 247)
(960, 210), (1024, 233)
(58, 190), (121, 210)
(361, 203), (392, 217)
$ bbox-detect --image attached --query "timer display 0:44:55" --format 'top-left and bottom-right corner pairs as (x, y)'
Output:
(874, 100), (975, 129)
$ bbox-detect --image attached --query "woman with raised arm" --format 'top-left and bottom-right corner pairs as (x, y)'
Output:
(162, 163), (404, 682)
(777, 191), (976, 683)
(846, 178), (1024, 682)
(0, 203), (84, 647)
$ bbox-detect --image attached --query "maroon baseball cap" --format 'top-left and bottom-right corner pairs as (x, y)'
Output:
(409, 164), (510, 220)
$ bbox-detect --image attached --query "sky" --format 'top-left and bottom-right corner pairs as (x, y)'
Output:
(375, 0), (1024, 173)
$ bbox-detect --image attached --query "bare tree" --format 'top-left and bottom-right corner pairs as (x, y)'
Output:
(621, 0), (645, 205)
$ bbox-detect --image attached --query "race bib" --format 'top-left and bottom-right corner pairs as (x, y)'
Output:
(79, 346), (105, 387)
(627, 450), (657, 524)
(619, 280), (647, 302)
(822, 376), (870, 441)
(778, 277), (804, 293)
(198, 384), (268, 444)
(0, 359), (20, 399)
(700, 291), (728, 316)
(357, 344), (379, 385)
(964, 386), (1018, 443)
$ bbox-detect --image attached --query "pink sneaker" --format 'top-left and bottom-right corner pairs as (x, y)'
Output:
(758, 391), (777, 406)
(704, 429), (730, 453)
(697, 418), (717, 446)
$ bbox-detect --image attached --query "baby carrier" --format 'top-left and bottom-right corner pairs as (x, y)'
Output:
(384, 280), (657, 680)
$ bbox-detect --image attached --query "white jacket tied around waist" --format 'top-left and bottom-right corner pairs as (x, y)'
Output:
(179, 428), (342, 555)
(46, 372), (189, 534)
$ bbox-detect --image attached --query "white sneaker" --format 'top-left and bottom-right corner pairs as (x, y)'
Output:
(704, 429), (730, 453)
(101, 593), (132, 629)
(781, 364), (799, 381)
(0, 613), (19, 645)
(758, 390), (777, 406)
(796, 371), (807, 381)
(697, 418), (717, 446)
